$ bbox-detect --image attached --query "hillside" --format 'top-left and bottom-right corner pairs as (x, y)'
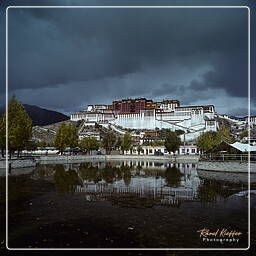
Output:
(0, 104), (70, 126)
(23, 104), (69, 126)
(32, 120), (78, 143)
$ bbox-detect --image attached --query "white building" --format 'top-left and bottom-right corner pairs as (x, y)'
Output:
(246, 116), (256, 127)
(124, 145), (199, 155)
(70, 98), (218, 141)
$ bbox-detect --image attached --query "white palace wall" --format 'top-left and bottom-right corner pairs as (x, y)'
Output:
(71, 105), (217, 141)
(114, 113), (157, 130)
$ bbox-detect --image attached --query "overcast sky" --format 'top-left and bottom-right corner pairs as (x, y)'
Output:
(0, 0), (255, 116)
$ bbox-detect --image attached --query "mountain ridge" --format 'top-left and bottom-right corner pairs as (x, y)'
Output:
(0, 104), (70, 126)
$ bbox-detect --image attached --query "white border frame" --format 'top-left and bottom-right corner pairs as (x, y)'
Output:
(5, 5), (251, 251)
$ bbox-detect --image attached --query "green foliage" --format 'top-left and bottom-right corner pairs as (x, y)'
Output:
(25, 140), (37, 151)
(197, 127), (233, 153)
(35, 141), (53, 148)
(79, 137), (99, 154)
(116, 136), (122, 149)
(197, 131), (219, 152)
(102, 131), (117, 154)
(239, 129), (248, 140)
(54, 123), (78, 153)
(164, 131), (181, 154)
(217, 126), (233, 143)
(0, 116), (5, 155)
(1, 97), (32, 155)
(120, 133), (132, 152)
(175, 129), (185, 136)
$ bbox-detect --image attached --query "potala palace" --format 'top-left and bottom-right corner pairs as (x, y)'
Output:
(70, 98), (219, 141)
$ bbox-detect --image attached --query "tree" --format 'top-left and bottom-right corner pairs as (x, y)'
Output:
(197, 127), (233, 153)
(239, 130), (248, 140)
(217, 126), (233, 143)
(175, 129), (185, 136)
(54, 123), (67, 153)
(79, 137), (99, 154)
(120, 133), (132, 154)
(0, 116), (5, 157)
(66, 124), (78, 148)
(197, 131), (219, 153)
(54, 123), (78, 154)
(102, 131), (117, 154)
(164, 131), (181, 154)
(115, 136), (122, 151)
(25, 139), (37, 151)
(3, 97), (32, 157)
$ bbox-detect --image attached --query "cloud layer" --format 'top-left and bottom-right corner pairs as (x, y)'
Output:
(1, 1), (254, 116)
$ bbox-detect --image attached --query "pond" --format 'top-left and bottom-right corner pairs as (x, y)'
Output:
(1, 160), (255, 249)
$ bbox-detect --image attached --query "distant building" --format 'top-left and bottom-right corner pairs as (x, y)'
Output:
(246, 116), (256, 127)
(78, 121), (101, 141)
(71, 97), (218, 141)
(124, 145), (199, 155)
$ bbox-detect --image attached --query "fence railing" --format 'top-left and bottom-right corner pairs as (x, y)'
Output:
(200, 154), (256, 162)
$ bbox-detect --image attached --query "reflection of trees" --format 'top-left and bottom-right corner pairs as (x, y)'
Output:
(78, 163), (132, 185)
(197, 179), (247, 202)
(32, 165), (56, 180)
(122, 166), (131, 186)
(77, 162), (183, 187)
(38, 165), (55, 179)
(164, 166), (183, 187)
(36, 165), (46, 179)
(53, 165), (81, 193)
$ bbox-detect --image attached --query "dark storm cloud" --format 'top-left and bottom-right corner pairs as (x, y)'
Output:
(7, 8), (248, 89)
(189, 79), (205, 91)
(1, 0), (253, 115)
(152, 83), (182, 97)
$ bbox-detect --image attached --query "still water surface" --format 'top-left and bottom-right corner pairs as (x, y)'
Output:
(1, 160), (255, 249)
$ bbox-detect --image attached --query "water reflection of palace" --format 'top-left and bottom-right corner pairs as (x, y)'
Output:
(88, 160), (197, 171)
(75, 181), (199, 207)
(74, 161), (201, 207)
(30, 161), (250, 207)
